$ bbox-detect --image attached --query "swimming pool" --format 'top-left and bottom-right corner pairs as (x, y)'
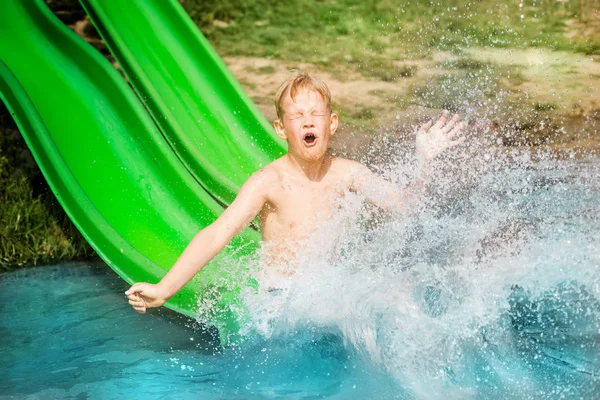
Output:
(1, 156), (599, 399)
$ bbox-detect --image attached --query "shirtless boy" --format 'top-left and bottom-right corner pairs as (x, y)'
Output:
(125, 72), (465, 314)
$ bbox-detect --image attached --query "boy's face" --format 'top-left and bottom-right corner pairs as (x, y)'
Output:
(274, 89), (338, 162)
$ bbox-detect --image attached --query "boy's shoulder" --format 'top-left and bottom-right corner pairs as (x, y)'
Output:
(258, 157), (286, 177)
(331, 156), (371, 176)
(244, 157), (285, 188)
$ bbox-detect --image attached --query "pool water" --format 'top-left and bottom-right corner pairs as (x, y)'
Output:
(1, 155), (599, 399)
(1, 262), (414, 399)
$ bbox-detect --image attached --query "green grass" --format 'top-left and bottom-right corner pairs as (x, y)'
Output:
(0, 108), (95, 270)
(334, 102), (378, 130)
(181, 0), (600, 81)
(257, 65), (276, 74)
(534, 102), (558, 111)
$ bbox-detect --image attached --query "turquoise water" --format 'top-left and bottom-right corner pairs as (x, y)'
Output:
(1, 156), (599, 399)
(0, 263), (399, 399)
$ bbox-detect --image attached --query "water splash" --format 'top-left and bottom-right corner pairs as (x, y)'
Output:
(201, 142), (600, 398)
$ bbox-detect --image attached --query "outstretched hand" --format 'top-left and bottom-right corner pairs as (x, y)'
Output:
(125, 282), (167, 314)
(416, 110), (466, 161)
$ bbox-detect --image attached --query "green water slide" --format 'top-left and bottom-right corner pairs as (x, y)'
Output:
(79, 0), (286, 205)
(0, 0), (263, 343)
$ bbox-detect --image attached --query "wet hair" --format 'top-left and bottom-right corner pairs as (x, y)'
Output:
(274, 71), (332, 120)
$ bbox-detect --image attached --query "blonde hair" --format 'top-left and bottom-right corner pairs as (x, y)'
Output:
(274, 72), (332, 119)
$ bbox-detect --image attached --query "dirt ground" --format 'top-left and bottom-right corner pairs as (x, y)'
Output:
(224, 51), (600, 123)
(70, 16), (600, 157)
(224, 50), (600, 156)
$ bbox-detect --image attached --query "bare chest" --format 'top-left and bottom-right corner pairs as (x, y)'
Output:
(259, 177), (347, 242)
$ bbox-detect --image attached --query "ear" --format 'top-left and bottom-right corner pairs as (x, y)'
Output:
(273, 119), (288, 141)
(329, 113), (339, 136)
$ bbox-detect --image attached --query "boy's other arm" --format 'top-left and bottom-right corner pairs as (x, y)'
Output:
(349, 161), (428, 217)
(349, 110), (464, 216)
(125, 170), (272, 313)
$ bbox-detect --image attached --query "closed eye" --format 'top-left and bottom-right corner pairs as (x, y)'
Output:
(287, 112), (327, 120)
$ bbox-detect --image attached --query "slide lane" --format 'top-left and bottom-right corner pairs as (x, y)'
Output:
(0, 0), (260, 343)
(80, 0), (286, 205)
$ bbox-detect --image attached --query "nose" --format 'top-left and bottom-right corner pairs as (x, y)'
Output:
(302, 116), (315, 129)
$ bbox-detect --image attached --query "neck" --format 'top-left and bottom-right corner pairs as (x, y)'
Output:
(286, 152), (331, 181)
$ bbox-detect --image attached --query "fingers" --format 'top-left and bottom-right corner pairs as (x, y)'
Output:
(125, 282), (144, 296)
(128, 297), (144, 308)
(132, 304), (146, 314)
(442, 114), (460, 133)
(449, 136), (466, 147)
(448, 121), (465, 147)
(128, 294), (147, 314)
(433, 109), (449, 128)
(447, 121), (463, 138)
(419, 120), (433, 132)
(126, 283), (148, 314)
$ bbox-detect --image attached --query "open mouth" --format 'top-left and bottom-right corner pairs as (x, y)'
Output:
(303, 133), (317, 146)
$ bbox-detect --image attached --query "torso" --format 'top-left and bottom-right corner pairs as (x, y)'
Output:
(257, 155), (354, 269)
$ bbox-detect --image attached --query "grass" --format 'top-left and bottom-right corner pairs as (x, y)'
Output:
(364, 63), (418, 82)
(257, 65), (276, 74)
(534, 102), (558, 111)
(181, 0), (600, 81)
(0, 107), (95, 270)
(334, 102), (378, 130)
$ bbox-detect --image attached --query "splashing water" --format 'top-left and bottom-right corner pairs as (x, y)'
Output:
(198, 140), (600, 398)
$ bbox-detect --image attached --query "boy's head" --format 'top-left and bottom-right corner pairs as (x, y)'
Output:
(274, 72), (332, 120)
(273, 72), (338, 162)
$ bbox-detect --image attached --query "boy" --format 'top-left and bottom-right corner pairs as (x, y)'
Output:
(126, 72), (464, 313)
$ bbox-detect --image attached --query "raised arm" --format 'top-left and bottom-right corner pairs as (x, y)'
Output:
(125, 169), (272, 313)
(351, 110), (464, 216)
(350, 161), (424, 216)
